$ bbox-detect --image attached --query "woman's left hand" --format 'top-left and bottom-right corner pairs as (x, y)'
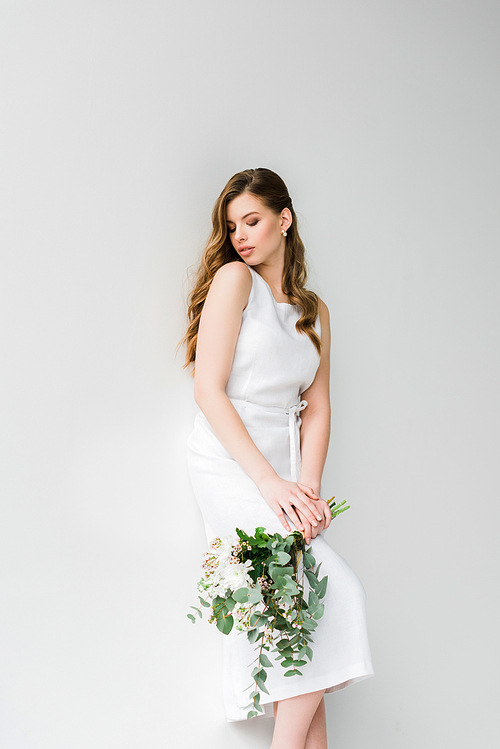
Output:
(295, 485), (332, 544)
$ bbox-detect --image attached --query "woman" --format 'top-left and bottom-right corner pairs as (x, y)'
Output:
(183, 168), (373, 749)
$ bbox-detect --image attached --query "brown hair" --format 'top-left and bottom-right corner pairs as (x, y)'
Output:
(181, 168), (321, 368)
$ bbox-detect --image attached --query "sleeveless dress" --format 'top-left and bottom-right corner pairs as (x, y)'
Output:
(187, 264), (374, 722)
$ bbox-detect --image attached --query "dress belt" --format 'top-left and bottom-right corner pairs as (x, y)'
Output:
(229, 398), (308, 482)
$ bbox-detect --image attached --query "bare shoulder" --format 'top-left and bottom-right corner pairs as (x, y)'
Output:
(208, 261), (252, 307)
(213, 261), (252, 288)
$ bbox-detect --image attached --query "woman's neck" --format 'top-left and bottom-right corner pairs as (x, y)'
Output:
(253, 262), (288, 303)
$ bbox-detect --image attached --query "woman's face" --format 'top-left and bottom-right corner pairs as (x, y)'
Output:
(226, 192), (290, 267)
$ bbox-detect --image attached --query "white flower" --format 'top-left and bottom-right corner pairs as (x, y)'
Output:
(198, 535), (255, 599)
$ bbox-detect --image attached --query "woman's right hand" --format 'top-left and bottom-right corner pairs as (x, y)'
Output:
(258, 475), (324, 534)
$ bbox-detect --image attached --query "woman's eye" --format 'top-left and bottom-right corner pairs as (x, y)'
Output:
(248, 220), (258, 227)
(227, 226), (235, 233)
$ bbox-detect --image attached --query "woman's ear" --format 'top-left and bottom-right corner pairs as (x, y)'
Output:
(280, 207), (292, 233)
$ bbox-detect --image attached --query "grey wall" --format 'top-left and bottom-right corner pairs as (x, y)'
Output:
(1, 1), (499, 747)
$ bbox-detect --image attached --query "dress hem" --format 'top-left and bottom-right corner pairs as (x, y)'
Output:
(225, 662), (375, 722)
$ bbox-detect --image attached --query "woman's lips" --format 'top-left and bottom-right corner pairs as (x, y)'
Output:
(239, 247), (254, 257)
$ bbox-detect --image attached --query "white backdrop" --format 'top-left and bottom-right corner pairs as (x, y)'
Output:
(1, 1), (499, 747)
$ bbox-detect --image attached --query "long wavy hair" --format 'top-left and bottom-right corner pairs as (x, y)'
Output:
(181, 168), (321, 368)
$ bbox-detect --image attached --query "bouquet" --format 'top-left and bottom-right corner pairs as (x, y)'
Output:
(188, 497), (349, 718)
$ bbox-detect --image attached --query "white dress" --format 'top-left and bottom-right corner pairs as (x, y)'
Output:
(187, 264), (374, 722)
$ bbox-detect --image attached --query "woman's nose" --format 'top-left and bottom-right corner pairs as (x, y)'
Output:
(236, 225), (247, 242)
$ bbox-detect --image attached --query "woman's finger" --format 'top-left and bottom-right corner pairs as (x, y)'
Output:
(294, 491), (322, 522)
(298, 483), (320, 500)
(275, 507), (291, 532)
(302, 520), (312, 545)
(283, 503), (304, 531)
(293, 501), (319, 526)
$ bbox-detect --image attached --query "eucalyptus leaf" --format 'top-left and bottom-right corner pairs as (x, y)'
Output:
(232, 587), (250, 603)
(216, 615), (234, 635)
(247, 628), (260, 644)
(256, 678), (270, 694)
(308, 590), (319, 607)
(250, 612), (263, 628)
(315, 576), (328, 600)
(259, 653), (273, 668)
(276, 639), (290, 650)
(304, 569), (318, 588)
(312, 604), (324, 620)
(248, 588), (263, 604)
(276, 551), (291, 565)
(303, 552), (314, 569)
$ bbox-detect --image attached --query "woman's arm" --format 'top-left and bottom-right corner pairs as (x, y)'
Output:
(193, 262), (323, 533)
(296, 300), (333, 542)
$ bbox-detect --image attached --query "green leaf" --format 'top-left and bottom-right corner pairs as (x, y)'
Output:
(308, 590), (319, 608)
(305, 646), (313, 660)
(301, 618), (317, 631)
(294, 659), (307, 667)
(248, 587), (263, 604)
(224, 597), (236, 611)
(284, 669), (299, 677)
(276, 639), (290, 650)
(259, 653), (273, 668)
(216, 615), (234, 635)
(312, 604), (324, 620)
(247, 628), (260, 644)
(232, 587), (250, 603)
(304, 569), (318, 588)
(281, 657), (294, 668)
(247, 710), (259, 719)
(303, 552), (315, 569)
(198, 597), (211, 608)
(187, 613), (196, 623)
(276, 551), (291, 565)
(270, 565), (294, 581)
(253, 692), (261, 706)
(256, 678), (270, 694)
(250, 612), (263, 628)
(315, 576), (328, 600)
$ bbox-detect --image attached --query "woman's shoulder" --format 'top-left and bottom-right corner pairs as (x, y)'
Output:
(214, 261), (252, 284)
(209, 261), (253, 307)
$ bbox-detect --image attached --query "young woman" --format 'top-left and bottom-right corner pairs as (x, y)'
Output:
(182, 168), (373, 749)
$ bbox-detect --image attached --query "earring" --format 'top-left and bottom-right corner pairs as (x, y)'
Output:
(282, 230), (287, 237)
